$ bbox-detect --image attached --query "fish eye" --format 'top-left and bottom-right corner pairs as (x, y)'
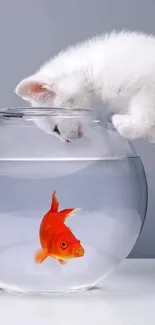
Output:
(61, 241), (67, 249)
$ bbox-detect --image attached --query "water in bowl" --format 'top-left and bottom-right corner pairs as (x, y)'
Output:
(0, 156), (147, 294)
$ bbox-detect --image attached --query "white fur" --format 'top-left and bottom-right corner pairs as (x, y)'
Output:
(15, 30), (155, 142)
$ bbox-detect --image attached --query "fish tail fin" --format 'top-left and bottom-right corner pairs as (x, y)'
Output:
(34, 248), (48, 264)
(50, 190), (59, 213)
(58, 208), (81, 223)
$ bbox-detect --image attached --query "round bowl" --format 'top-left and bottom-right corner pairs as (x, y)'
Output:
(0, 107), (147, 295)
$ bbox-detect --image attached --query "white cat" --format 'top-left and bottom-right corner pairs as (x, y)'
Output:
(15, 30), (155, 143)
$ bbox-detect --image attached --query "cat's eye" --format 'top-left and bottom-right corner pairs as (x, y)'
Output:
(61, 241), (67, 249)
(53, 125), (60, 135)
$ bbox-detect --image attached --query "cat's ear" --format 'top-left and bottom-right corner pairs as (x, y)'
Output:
(15, 77), (55, 101)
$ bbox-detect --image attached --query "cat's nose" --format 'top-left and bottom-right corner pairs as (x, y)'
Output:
(53, 125), (60, 135)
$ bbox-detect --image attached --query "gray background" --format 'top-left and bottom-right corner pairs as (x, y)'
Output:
(1, 0), (155, 257)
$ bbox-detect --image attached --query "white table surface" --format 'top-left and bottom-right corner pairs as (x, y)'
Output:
(1, 259), (155, 325)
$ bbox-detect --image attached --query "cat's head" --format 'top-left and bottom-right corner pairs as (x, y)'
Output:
(15, 72), (92, 142)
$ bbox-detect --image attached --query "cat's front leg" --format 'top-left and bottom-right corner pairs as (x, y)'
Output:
(112, 87), (155, 140)
(112, 114), (140, 139)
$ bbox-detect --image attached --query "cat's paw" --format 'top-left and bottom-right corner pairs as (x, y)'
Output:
(112, 114), (137, 139)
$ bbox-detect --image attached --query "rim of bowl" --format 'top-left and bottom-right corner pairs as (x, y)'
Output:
(0, 107), (94, 119)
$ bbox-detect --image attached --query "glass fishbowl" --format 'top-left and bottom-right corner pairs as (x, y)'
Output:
(0, 107), (147, 295)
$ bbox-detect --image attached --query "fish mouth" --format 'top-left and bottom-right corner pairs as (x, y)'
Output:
(74, 247), (85, 257)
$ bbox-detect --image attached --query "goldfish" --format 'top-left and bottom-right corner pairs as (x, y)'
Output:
(34, 190), (84, 265)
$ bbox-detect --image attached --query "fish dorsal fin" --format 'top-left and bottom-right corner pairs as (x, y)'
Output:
(50, 191), (59, 213)
(58, 208), (80, 223)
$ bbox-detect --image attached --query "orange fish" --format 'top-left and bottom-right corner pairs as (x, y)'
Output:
(34, 190), (84, 265)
